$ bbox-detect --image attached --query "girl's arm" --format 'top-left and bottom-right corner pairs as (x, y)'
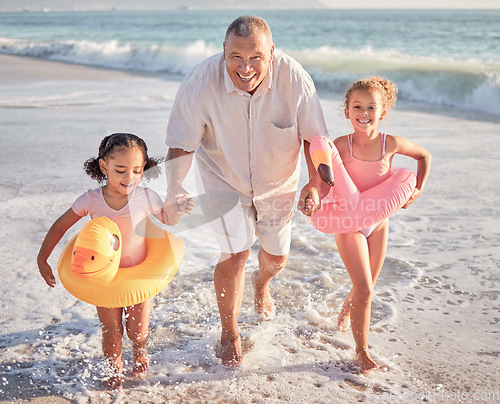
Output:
(37, 208), (83, 287)
(389, 135), (432, 208)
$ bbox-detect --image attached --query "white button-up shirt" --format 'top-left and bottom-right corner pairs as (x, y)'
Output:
(166, 50), (328, 226)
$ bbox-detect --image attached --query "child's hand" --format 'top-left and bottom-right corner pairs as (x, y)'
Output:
(402, 188), (422, 209)
(299, 196), (318, 217)
(298, 183), (321, 216)
(163, 185), (195, 225)
(164, 184), (191, 218)
(38, 260), (56, 288)
(176, 195), (195, 215)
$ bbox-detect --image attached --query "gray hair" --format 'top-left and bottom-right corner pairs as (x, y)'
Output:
(224, 16), (273, 44)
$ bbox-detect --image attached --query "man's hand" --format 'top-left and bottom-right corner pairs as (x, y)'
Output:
(297, 182), (321, 217)
(164, 183), (194, 224)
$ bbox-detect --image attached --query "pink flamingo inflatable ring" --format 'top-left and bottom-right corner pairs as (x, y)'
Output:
(308, 136), (416, 234)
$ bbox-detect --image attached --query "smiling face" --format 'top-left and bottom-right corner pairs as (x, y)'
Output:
(224, 31), (274, 95)
(72, 245), (116, 276)
(71, 217), (121, 283)
(99, 147), (146, 196)
(345, 88), (387, 135)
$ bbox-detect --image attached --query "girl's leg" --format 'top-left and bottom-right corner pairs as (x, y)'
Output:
(335, 232), (378, 373)
(367, 220), (389, 285)
(124, 299), (152, 377)
(96, 307), (124, 389)
(337, 290), (353, 332)
(353, 221), (388, 371)
(337, 219), (389, 332)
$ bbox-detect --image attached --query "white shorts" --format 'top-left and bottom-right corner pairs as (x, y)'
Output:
(209, 201), (292, 256)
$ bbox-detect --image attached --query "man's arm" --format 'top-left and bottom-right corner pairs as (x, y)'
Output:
(297, 139), (324, 216)
(163, 147), (195, 222)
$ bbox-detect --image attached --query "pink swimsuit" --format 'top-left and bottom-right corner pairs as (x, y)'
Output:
(344, 134), (391, 237)
(309, 135), (415, 236)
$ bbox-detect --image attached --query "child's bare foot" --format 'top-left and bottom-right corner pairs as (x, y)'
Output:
(103, 360), (123, 390)
(251, 270), (275, 320)
(337, 296), (352, 331)
(132, 346), (149, 377)
(216, 334), (243, 367)
(103, 373), (123, 390)
(355, 348), (379, 373)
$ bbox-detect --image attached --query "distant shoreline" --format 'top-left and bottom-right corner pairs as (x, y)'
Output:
(1, 6), (500, 12)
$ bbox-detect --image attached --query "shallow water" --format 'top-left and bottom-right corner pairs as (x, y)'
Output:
(0, 54), (499, 402)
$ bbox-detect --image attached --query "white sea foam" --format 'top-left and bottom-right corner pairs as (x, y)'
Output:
(0, 36), (219, 76)
(2, 36), (498, 116)
(1, 45), (499, 401)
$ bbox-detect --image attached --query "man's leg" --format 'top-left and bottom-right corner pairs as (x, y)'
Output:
(252, 249), (288, 319)
(214, 249), (250, 367)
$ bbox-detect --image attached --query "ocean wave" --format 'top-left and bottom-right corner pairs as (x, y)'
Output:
(0, 36), (218, 75)
(1, 37), (499, 115)
(289, 46), (500, 116)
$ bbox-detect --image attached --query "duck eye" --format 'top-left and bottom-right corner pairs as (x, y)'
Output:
(111, 234), (120, 252)
(73, 251), (76, 255)
(91, 256), (95, 260)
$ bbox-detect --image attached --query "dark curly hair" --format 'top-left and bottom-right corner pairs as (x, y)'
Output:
(83, 133), (162, 184)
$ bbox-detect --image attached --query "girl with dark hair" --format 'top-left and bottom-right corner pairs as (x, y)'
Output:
(38, 133), (193, 389)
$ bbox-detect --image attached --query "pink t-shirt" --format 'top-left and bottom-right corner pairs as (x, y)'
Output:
(71, 187), (163, 268)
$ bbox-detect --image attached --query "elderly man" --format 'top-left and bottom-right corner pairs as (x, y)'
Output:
(165, 16), (328, 366)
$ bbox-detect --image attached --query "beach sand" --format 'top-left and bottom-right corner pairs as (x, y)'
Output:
(1, 54), (499, 403)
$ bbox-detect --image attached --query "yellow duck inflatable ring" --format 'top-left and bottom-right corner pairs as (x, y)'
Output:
(58, 216), (183, 308)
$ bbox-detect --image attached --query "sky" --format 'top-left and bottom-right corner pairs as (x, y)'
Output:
(1, 0), (499, 11)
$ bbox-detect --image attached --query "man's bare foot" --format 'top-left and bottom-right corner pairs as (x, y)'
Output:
(103, 360), (123, 390)
(355, 348), (379, 373)
(337, 296), (351, 332)
(217, 334), (243, 367)
(132, 346), (149, 377)
(251, 270), (275, 320)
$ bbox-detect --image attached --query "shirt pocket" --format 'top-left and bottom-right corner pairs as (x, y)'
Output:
(268, 121), (300, 152)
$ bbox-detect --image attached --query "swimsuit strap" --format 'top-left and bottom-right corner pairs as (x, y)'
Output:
(348, 133), (386, 159)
